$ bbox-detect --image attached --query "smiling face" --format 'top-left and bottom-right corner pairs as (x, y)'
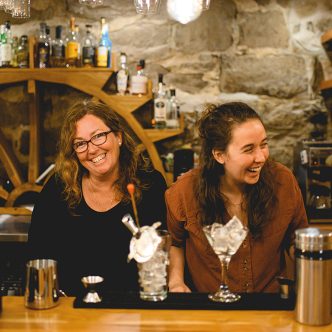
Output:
(74, 114), (122, 179)
(213, 119), (269, 188)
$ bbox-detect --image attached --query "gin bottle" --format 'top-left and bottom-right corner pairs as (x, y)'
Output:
(82, 24), (96, 67)
(0, 22), (12, 67)
(96, 17), (112, 68)
(50, 26), (65, 67)
(36, 22), (50, 68)
(17, 35), (29, 68)
(65, 17), (80, 68)
(131, 59), (148, 95)
(116, 52), (129, 95)
(153, 74), (167, 129)
(166, 88), (180, 129)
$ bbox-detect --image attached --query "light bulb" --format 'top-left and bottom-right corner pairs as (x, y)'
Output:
(167, 0), (203, 25)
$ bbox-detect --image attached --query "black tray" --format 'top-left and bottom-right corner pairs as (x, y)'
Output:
(73, 292), (295, 310)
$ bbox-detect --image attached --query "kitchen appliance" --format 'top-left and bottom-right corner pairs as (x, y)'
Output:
(294, 140), (332, 223)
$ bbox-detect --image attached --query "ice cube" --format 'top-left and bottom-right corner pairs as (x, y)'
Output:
(128, 226), (162, 263)
(224, 216), (244, 233)
(225, 216), (248, 254)
(211, 224), (229, 254)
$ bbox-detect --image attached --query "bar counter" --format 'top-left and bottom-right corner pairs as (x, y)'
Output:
(0, 296), (329, 331)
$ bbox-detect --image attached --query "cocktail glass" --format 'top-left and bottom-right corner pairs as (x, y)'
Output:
(137, 230), (171, 301)
(203, 216), (248, 303)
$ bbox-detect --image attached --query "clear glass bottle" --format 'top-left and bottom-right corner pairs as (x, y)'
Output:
(166, 88), (180, 129)
(36, 22), (50, 68)
(82, 24), (96, 67)
(65, 17), (80, 68)
(0, 22), (12, 67)
(154, 73), (167, 129)
(116, 52), (129, 95)
(50, 26), (65, 67)
(96, 17), (112, 68)
(17, 35), (29, 68)
(10, 36), (18, 68)
(130, 59), (148, 95)
(75, 24), (82, 67)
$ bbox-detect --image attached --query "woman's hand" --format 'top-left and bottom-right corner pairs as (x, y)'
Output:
(169, 281), (191, 293)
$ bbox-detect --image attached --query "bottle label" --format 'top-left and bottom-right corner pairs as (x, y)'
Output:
(82, 46), (95, 64)
(66, 41), (78, 59)
(131, 76), (147, 94)
(96, 46), (108, 67)
(117, 70), (128, 93)
(52, 45), (65, 58)
(38, 46), (49, 67)
(1, 44), (12, 62)
(154, 98), (167, 122)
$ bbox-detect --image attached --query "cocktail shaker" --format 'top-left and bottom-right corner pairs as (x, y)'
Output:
(295, 227), (332, 326)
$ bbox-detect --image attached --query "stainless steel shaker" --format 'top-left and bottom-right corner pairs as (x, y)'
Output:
(25, 259), (60, 309)
(295, 227), (332, 326)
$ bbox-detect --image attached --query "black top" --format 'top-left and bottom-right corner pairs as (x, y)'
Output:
(27, 169), (167, 296)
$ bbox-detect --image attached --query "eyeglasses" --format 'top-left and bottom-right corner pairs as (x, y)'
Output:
(73, 130), (113, 153)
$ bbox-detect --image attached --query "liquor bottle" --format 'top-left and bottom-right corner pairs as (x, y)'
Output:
(130, 59), (148, 95)
(17, 35), (29, 68)
(166, 88), (180, 129)
(96, 17), (112, 68)
(82, 24), (96, 67)
(50, 26), (65, 67)
(75, 25), (82, 67)
(65, 17), (80, 68)
(153, 73), (167, 129)
(0, 22), (12, 67)
(36, 22), (50, 68)
(116, 52), (129, 95)
(46, 25), (52, 45)
(10, 36), (18, 67)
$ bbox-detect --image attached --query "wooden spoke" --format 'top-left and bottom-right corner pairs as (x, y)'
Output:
(5, 183), (43, 207)
(0, 129), (24, 188)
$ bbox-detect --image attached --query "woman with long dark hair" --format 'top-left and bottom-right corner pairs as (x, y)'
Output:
(166, 102), (308, 293)
(28, 100), (167, 295)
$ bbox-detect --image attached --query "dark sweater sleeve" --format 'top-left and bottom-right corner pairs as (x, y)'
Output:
(27, 175), (67, 260)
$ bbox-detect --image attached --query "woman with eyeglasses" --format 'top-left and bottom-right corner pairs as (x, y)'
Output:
(27, 100), (167, 295)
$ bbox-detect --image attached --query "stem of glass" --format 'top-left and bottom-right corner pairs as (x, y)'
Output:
(218, 254), (231, 292)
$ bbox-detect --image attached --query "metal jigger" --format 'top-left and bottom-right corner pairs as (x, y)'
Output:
(81, 276), (104, 303)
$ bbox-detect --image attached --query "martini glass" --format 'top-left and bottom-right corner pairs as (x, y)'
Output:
(203, 217), (248, 303)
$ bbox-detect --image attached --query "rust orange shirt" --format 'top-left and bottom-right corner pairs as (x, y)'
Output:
(165, 162), (308, 293)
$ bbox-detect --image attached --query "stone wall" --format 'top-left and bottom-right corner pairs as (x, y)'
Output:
(1, 0), (332, 182)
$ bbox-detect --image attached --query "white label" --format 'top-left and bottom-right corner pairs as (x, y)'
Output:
(117, 70), (128, 93)
(1, 44), (12, 62)
(300, 150), (308, 165)
(154, 97), (167, 122)
(131, 75), (147, 94)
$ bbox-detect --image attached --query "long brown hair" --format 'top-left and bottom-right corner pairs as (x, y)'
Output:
(196, 102), (277, 237)
(55, 99), (148, 213)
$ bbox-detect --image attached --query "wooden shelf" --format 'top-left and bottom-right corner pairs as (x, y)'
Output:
(0, 67), (184, 212)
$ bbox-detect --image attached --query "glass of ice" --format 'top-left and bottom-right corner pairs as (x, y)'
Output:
(137, 230), (171, 301)
(203, 216), (248, 303)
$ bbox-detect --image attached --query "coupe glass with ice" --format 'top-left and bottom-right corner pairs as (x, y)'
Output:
(203, 216), (248, 303)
